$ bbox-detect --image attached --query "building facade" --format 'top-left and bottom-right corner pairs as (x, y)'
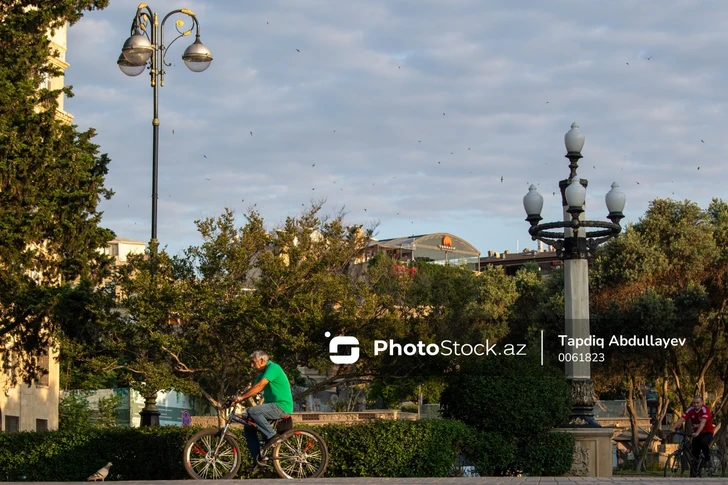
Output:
(363, 233), (480, 271)
(0, 21), (73, 433)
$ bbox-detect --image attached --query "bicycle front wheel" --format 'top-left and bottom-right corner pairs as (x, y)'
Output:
(183, 428), (242, 480)
(664, 452), (687, 477)
(272, 428), (329, 479)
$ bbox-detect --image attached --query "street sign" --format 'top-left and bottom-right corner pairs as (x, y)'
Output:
(182, 409), (191, 427)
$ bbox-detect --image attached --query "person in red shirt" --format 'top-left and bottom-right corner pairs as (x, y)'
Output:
(669, 396), (714, 476)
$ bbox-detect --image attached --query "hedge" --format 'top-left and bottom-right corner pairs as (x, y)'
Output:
(516, 432), (575, 476)
(0, 420), (575, 480)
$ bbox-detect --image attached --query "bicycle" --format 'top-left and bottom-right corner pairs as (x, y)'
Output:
(664, 430), (725, 477)
(183, 401), (329, 480)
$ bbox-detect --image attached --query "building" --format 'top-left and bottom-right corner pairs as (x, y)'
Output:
(362, 233), (480, 271)
(0, 21), (72, 433)
(101, 237), (147, 268)
(479, 241), (561, 276)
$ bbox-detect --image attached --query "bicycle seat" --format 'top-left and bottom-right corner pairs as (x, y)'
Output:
(272, 415), (293, 433)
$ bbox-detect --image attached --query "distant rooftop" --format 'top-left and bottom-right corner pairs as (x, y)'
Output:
(110, 236), (147, 244)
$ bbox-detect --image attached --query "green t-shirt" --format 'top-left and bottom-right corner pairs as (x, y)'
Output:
(254, 361), (293, 414)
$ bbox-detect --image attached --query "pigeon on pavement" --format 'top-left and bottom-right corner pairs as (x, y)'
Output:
(88, 463), (112, 481)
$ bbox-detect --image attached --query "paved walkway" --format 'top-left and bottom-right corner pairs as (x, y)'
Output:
(15, 478), (728, 484)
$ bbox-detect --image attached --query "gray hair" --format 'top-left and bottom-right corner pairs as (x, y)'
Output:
(250, 350), (269, 363)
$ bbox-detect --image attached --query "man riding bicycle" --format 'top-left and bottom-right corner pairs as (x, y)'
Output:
(669, 395), (715, 476)
(228, 351), (294, 472)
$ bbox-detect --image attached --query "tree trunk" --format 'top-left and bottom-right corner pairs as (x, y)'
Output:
(635, 375), (670, 472)
(625, 375), (643, 470)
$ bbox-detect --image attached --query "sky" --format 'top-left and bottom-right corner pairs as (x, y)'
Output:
(65, 0), (728, 258)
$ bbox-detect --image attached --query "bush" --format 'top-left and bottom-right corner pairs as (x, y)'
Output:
(58, 391), (93, 430)
(464, 430), (517, 475)
(439, 353), (571, 439)
(316, 419), (471, 477)
(0, 427), (197, 482)
(0, 419), (475, 480)
(515, 431), (574, 476)
(400, 403), (419, 413)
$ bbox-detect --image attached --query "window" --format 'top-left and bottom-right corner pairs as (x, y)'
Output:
(5, 415), (19, 433)
(36, 419), (48, 432)
(36, 350), (49, 387)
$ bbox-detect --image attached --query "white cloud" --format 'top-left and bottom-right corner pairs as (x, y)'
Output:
(64, 0), (728, 255)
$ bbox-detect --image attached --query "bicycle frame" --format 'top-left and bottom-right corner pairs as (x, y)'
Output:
(212, 408), (256, 455)
(671, 430), (716, 476)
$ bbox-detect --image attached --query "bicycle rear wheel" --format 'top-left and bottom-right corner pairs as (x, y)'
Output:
(183, 428), (242, 480)
(272, 428), (329, 479)
(664, 452), (687, 477)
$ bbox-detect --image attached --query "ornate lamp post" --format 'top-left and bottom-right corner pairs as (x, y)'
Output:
(523, 122), (626, 426)
(118, 3), (212, 427)
(118, 2), (213, 245)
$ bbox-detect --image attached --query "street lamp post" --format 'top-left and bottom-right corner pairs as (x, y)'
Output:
(118, 2), (213, 245)
(118, 3), (212, 427)
(523, 122), (626, 427)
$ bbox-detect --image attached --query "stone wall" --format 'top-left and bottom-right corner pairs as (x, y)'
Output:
(191, 410), (418, 428)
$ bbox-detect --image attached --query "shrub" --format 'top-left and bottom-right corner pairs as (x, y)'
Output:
(315, 419), (471, 477)
(515, 431), (575, 476)
(58, 391), (93, 431)
(400, 403), (419, 413)
(0, 427), (197, 482)
(464, 430), (517, 476)
(439, 353), (571, 439)
(0, 419), (475, 480)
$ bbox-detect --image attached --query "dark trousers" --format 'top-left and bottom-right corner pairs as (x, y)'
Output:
(691, 432), (713, 475)
(243, 403), (287, 460)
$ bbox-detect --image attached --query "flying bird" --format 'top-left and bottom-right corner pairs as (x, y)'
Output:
(501, 176), (503, 183)
(296, 49), (300, 52)
(698, 167), (700, 170)
(701, 139), (705, 143)
(443, 112), (445, 116)
(645, 56), (652, 60)
(172, 129), (175, 134)
(312, 163), (315, 167)
(203, 155), (207, 158)
(626, 62), (629, 66)
(88, 463), (112, 482)
(636, 181), (640, 185)
(250, 131), (253, 136)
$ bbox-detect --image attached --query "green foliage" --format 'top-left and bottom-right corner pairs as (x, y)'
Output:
(95, 394), (122, 429)
(0, 420), (481, 480)
(367, 377), (443, 408)
(515, 432), (575, 476)
(0, 427), (196, 482)
(439, 353), (571, 439)
(58, 392), (123, 431)
(400, 403), (419, 413)
(315, 420), (470, 477)
(0, 0), (114, 383)
(463, 430), (517, 476)
(58, 392), (93, 431)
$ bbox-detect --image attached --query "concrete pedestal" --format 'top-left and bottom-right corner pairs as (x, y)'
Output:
(552, 427), (614, 477)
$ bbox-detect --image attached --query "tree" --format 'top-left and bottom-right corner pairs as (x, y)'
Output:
(589, 198), (728, 469)
(0, 0), (113, 383)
